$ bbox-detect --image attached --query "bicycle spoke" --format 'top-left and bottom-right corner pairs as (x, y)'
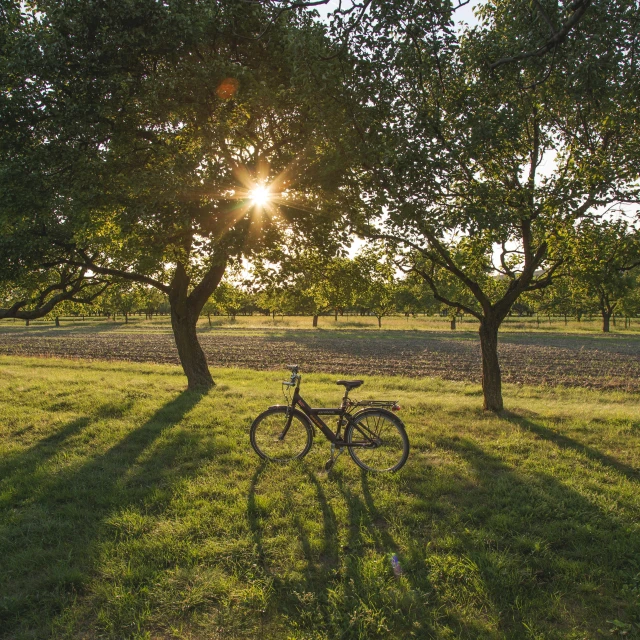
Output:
(250, 408), (312, 462)
(347, 410), (408, 472)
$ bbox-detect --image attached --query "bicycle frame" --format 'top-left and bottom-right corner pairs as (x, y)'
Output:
(272, 378), (382, 448)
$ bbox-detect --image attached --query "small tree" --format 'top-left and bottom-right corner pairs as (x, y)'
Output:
(567, 220), (640, 333)
(210, 282), (251, 321)
(354, 248), (397, 328)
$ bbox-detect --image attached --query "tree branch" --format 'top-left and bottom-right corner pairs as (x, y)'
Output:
(489, 0), (592, 69)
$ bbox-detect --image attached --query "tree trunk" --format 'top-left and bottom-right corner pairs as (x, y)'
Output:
(25, 319), (29, 326)
(450, 316), (456, 330)
(334, 308), (338, 321)
(602, 310), (611, 333)
(208, 313), (211, 327)
(124, 312), (128, 324)
(479, 318), (503, 412)
(312, 314), (318, 328)
(170, 305), (213, 390)
(377, 316), (382, 328)
(168, 261), (226, 390)
(55, 316), (60, 327)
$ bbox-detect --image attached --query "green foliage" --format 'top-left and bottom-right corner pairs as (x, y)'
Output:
(207, 282), (252, 319)
(565, 219), (640, 329)
(0, 1), (351, 318)
(354, 247), (397, 327)
(332, 0), (640, 407)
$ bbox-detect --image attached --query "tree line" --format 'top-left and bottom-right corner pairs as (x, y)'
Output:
(1, 0), (639, 410)
(24, 231), (640, 333)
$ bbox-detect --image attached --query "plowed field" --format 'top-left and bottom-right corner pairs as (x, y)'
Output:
(1, 326), (640, 390)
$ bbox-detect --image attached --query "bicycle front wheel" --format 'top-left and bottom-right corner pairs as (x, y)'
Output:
(346, 409), (409, 473)
(250, 407), (313, 462)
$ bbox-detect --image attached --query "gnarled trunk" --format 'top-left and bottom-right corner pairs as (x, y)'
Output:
(479, 317), (503, 412)
(168, 261), (226, 390)
(171, 305), (212, 390)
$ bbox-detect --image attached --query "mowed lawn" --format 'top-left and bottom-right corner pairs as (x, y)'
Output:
(1, 357), (639, 639)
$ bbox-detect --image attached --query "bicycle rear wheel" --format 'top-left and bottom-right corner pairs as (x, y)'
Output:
(250, 407), (313, 462)
(345, 409), (409, 473)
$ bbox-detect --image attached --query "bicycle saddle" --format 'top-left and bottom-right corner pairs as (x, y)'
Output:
(336, 380), (364, 390)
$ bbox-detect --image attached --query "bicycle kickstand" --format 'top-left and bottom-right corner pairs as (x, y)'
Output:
(324, 443), (344, 472)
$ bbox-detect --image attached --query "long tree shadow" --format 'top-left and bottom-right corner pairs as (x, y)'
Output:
(432, 435), (640, 636)
(0, 389), (206, 638)
(0, 400), (135, 493)
(503, 411), (639, 482)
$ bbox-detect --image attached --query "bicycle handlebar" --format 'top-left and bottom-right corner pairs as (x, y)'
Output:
(283, 365), (300, 387)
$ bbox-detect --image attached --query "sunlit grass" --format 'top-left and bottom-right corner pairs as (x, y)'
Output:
(2, 313), (640, 335)
(1, 356), (639, 638)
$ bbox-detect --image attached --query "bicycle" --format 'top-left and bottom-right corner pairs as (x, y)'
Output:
(249, 365), (409, 472)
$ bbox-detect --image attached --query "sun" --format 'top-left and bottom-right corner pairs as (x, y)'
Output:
(248, 185), (270, 207)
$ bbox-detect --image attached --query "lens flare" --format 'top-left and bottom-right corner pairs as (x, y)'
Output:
(248, 185), (270, 207)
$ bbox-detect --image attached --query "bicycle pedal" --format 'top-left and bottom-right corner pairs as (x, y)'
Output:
(324, 459), (335, 472)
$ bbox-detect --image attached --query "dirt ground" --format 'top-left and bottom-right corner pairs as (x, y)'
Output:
(2, 324), (640, 391)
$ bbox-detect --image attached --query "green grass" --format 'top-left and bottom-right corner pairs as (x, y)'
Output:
(1, 356), (639, 639)
(2, 312), (640, 335)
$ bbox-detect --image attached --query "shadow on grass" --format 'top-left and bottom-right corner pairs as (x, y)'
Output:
(247, 463), (484, 638)
(0, 389), (206, 638)
(429, 435), (640, 636)
(247, 463), (339, 580)
(503, 411), (639, 482)
(0, 321), (126, 336)
(0, 400), (136, 490)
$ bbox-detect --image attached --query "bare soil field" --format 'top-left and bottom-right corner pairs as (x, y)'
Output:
(1, 324), (640, 391)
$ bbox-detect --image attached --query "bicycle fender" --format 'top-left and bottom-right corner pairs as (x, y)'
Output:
(351, 407), (400, 422)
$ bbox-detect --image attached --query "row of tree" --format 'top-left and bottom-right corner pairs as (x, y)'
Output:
(2, 0), (639, 410)
(32, 227), (640, 332)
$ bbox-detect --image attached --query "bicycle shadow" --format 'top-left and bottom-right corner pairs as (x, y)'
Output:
(246, 462), (484, 637)
(247, 463), (340, 583)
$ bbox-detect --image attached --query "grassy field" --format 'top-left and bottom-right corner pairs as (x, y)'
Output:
(2, 312), (640, 334)
(1, 356), (639, 639)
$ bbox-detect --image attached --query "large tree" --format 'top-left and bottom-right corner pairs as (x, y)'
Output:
(334, 0), (640, 410)
(1, 0), (350, 388)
